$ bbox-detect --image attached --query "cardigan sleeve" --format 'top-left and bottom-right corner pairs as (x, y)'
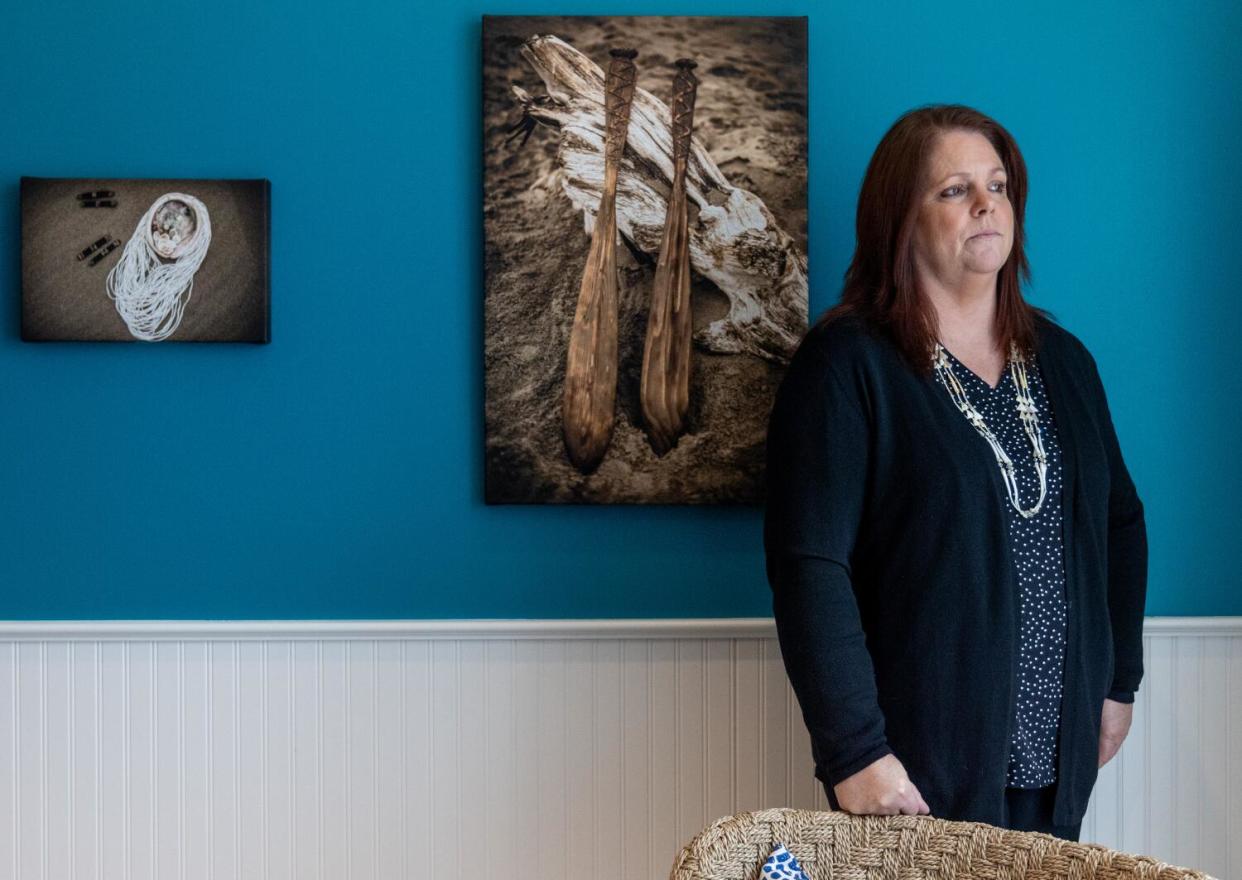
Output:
(763, 339), (893, 790)
(1088, 350), (1148, 698)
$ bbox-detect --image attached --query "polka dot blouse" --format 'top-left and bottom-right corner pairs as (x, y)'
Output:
(936, 345), (1068, 789)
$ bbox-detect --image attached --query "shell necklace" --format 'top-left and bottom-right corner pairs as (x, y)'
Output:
(932, 340), (1048, 518)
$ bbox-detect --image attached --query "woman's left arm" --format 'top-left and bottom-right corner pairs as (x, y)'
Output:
(1087, 348), (1149, 704)
(1086, 349), (1148, 767)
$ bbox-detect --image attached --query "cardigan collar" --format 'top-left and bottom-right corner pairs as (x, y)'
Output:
(1034, 316), (1079, 520)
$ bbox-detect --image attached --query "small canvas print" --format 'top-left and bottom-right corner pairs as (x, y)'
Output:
(483, 15), (809, 504)
(21, 177), (271, 342)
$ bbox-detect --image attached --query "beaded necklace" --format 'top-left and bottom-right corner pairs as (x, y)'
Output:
(932, 341), (1048, 518)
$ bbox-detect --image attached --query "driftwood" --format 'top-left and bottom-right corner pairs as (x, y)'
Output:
(509, 34), (807, 365)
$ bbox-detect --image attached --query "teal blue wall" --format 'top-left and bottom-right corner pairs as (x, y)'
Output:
(1, 1), (1237, 618)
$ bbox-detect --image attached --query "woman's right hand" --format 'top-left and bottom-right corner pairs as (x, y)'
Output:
(833, 754), (932, 815)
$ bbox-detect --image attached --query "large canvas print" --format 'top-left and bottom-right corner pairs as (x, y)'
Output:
(483, 15), (809, 504)
(21, 177), (271, 342)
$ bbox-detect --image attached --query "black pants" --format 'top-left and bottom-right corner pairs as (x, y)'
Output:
(1002, 784), (1082, 841)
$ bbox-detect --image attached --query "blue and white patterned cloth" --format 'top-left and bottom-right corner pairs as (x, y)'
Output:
(761, 843), (810, 880)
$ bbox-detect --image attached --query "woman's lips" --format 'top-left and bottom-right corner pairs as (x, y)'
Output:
(968, 231), (1000, 240)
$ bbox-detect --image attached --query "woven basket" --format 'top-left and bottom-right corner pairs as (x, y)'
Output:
(667, 807), (1216, 880)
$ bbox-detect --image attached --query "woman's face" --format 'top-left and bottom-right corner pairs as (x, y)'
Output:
(911, 129), (1014, 288)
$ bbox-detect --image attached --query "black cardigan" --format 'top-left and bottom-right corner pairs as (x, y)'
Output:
(762, 311), (1147, 827)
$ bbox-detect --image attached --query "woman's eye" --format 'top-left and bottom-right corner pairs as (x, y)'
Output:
(941, 181), (1007, 198)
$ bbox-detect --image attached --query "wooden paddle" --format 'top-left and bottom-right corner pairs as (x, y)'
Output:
(562, 48), (638, 472)
(640, 58), (699, 455)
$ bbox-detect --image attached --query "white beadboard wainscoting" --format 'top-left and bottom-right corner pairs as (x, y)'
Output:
(0, 617), (1237, 880)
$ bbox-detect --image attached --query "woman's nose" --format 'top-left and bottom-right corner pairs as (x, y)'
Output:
(972, 194), (993, 216)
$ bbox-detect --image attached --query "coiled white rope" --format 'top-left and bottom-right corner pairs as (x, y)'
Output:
(106, 192), (212, 341)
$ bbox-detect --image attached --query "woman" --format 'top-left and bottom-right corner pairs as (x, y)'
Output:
(762, 104), (1147, 842)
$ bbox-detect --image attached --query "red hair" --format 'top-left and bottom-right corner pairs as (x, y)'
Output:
(815, 104), (1056, 375)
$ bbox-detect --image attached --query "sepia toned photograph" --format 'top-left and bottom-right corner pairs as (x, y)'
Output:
(483, 15), (808, 504)
(21, 177), (271, 343)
